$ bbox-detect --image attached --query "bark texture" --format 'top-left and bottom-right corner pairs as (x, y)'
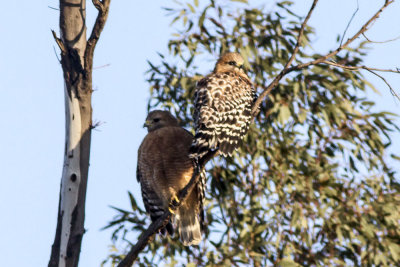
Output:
(49, 1), (110, 266)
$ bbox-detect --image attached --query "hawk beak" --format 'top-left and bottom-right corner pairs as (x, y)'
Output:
(143, 120), (151, 128)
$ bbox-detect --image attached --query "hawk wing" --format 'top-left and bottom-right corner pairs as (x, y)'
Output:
(190, 72), (257, 158)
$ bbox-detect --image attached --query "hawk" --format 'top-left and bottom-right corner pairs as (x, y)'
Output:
(137, 110), (205, 246)
(189, 52), (257, 161)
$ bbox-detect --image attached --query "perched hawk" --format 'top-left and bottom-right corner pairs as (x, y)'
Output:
(189, 52), (257, 160)
(137, 110), (205, 246)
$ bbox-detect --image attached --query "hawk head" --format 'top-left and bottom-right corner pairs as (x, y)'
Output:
(214, 52), (246, 75)
(144, 110), (179, 132)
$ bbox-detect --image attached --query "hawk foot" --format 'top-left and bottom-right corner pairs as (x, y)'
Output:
(168, 195), (180, 214)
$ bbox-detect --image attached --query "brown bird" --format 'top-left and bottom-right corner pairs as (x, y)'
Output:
(189, 52), (257, 161)
(137, 110), (205, 246)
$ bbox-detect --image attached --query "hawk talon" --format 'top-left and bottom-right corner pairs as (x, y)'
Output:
(170, 195), (180, 207)
(168, 207), (176, 214)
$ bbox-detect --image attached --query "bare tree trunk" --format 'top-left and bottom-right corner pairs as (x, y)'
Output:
(49, 1), (110, 267)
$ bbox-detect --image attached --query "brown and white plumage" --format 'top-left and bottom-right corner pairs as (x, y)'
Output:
(137, 110), (205, 246)
(189, 52), (257, 160)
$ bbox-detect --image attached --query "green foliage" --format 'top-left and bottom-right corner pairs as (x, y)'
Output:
(104, 1), (400, 266)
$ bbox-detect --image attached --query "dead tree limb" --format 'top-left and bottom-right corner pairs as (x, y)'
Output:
(48, 1), (111, 267)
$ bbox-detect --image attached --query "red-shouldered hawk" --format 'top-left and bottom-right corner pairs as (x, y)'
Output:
(189, 52), (257, 160)
(137, 110), (205, 246)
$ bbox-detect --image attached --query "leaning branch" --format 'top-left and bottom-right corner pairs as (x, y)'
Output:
(251, 0), (395, 116)
(117, 212), (171, 267)
(251, 0), (319, 116)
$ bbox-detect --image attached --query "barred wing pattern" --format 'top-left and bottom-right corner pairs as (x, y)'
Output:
(190, 72), (257, 159)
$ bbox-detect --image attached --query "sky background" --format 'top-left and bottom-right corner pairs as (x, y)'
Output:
(0, 0), (399, 266)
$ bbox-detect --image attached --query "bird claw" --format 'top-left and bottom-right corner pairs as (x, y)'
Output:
(168, 207), (175, 214)
(171, 195), (180, 206)
(168, 195), (180, 213)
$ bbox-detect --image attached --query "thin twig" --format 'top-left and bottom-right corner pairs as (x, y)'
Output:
(93, 63), (111, 70)
(364, 69), (400, 100)
(53, 46), (61, 63)
(51, 30), (66, 53)
(283, 0), (318, 70)
(340, 0), (359, 47)
(362, 32), (400, 44)
(48, 6), (59, 11)
(323, 60), (400, 74)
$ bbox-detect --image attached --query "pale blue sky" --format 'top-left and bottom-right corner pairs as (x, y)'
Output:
(0, 1), (399, 266)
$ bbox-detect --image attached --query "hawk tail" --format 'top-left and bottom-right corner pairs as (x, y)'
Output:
(176, 205), (202, 246)
(218, 138), (241, 157)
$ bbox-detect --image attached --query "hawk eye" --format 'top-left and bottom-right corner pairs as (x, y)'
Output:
(228, 61), (236, 66)
(153, 118), (160, 123)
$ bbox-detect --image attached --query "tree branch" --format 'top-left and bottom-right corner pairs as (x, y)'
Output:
(84, 0), (111, 72)
(339, 0), (359, 47)
(51, 30), (66, 53)
(117, 212), (171, 267)
(251, 0), (319, 116)
(251, 0), (395, 117)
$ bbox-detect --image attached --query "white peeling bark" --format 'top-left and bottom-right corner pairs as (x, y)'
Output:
(49, 1), (110, 266)
(59, 85), (82, 267)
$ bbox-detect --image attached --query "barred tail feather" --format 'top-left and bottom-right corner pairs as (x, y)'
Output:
(219, 138), (241, 157)
(176, 208), (202, 246)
